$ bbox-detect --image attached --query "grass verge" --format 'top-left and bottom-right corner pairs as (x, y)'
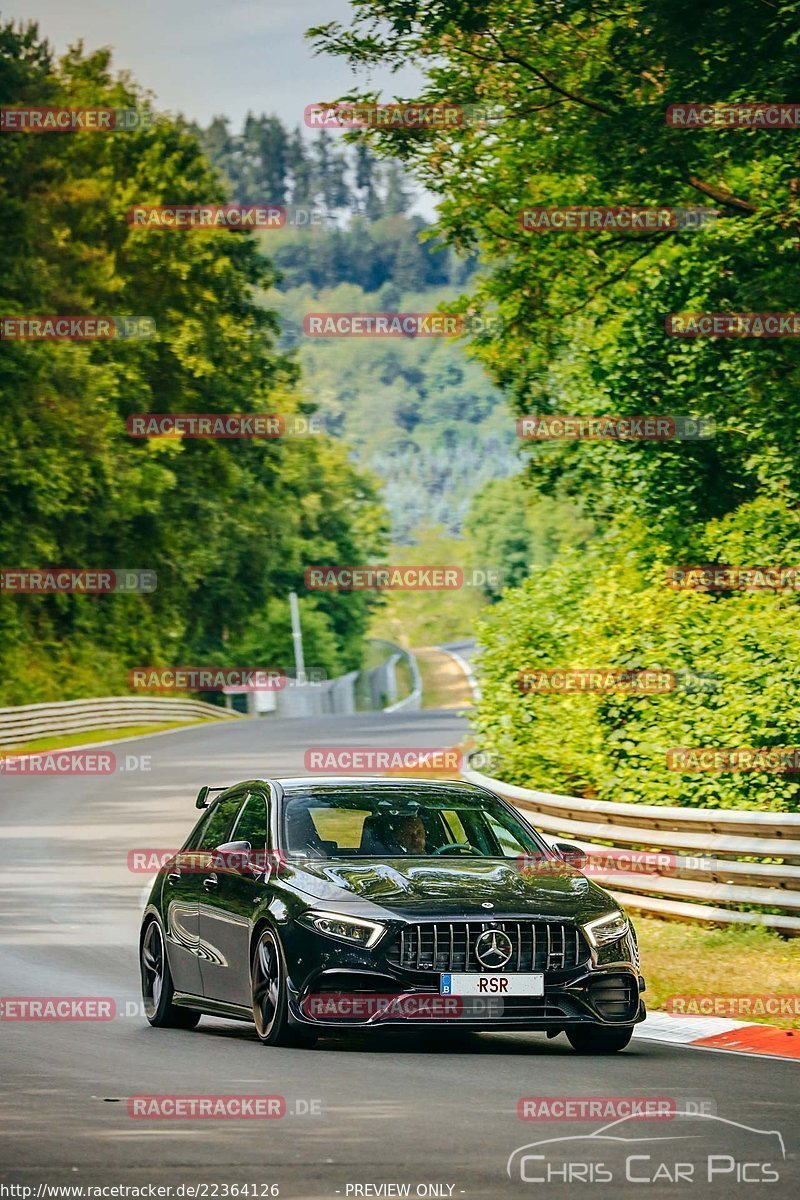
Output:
(415, 646), (473, 710)
(637, 916), (800, 1028)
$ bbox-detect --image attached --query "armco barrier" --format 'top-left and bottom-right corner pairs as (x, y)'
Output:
(461, 763), (800, 936)
(0, 695), (239, 749)
(371, 641), (422, 713)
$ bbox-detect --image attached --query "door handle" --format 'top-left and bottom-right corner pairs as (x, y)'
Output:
(203, 873), (219, 891)
(166, 871), (181, 885)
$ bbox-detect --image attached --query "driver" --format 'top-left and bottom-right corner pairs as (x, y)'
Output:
(391, 815), (426, 854)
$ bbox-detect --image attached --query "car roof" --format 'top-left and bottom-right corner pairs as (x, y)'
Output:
(198, 777), (499, 812)
(276, 776), (483, 790)
(212, 777), (494, 796)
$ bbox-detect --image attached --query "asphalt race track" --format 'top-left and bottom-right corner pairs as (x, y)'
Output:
(1, 710), (798, 1198)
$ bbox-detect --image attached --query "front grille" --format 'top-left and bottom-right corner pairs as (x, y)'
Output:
(387, 921), (589, 974)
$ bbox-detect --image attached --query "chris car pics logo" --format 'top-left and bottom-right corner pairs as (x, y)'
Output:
(507, 1112), (784, 1185)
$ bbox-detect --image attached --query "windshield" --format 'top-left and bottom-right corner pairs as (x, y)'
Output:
(281, 784), (550, 860)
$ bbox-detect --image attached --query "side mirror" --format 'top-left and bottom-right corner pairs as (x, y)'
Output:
(212, 840), (262, 876)
(553, 841), (587, 869)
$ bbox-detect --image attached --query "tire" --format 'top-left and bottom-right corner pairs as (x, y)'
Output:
(251, 927), (316, 1047)
(566, 1024), (634, 1054)
(140, 918), (201, 1029)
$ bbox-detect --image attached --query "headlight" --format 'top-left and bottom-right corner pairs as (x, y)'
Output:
(298, 910), (386, 948)
(582, 910), (629, 948)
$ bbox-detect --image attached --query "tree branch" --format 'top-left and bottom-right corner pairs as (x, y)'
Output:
(557, 239), (670, 317)
(687, 175), (757, 214)
(484, 30), (614, 116)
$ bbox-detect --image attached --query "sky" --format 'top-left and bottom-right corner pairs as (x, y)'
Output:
(8, 0), (425, 131)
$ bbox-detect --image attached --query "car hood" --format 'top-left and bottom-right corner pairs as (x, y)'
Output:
(283, 857), (616, 921)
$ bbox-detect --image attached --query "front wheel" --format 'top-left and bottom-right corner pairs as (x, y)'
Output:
(140, 918), (201, 1029)
(251, 927), (316, 1047)
(566, 1024), (634, 1054)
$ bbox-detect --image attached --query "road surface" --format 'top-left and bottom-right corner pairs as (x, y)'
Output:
(1, 711), (797, 1197)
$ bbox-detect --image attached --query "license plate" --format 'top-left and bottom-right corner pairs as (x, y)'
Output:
(440, 973), (544, 997)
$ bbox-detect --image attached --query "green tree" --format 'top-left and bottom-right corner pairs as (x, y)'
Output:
(310, 0), (800, 810)
(0, 22), (386, 703)
(310, 0), (800, 537)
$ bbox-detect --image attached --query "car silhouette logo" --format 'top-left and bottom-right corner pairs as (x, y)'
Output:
(475, 928), (513, 968)
(507, 1112), (786, 1181)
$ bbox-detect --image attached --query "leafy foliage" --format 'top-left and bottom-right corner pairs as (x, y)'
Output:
(0, 23), (387, 703)
(312, 0), (800, 808)
(474, 505), (800, 811)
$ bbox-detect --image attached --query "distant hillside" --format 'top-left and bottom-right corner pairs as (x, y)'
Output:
(194, 115), (517, 541)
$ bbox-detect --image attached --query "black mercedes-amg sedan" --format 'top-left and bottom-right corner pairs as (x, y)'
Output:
(139, 777), (645, 1052)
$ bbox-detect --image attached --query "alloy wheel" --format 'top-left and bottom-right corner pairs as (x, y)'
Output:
(252, 929), (282, 1039)
(141, 920), (165, 1020)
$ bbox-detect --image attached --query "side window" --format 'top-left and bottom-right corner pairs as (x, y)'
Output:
(232, 792), (269, 852)
(191, 793), (244, 851)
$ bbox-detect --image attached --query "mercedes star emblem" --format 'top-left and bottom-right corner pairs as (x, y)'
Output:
(474, 928), (514, 969)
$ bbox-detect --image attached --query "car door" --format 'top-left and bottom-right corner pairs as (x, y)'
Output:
(198, 788), (271, 1006)
(164, 791), (242, 997)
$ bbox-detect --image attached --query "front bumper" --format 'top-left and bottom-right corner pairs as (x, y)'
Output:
(281, 915), (645, 1032)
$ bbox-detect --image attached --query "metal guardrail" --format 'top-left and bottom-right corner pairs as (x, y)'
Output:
(368, 641), (422, 713)
(0, 695), (239, 749)
(383, 650), (422, 713)
(462, 763), (800, 936)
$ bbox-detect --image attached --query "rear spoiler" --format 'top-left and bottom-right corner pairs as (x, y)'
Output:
(196, 785), (229, 810)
